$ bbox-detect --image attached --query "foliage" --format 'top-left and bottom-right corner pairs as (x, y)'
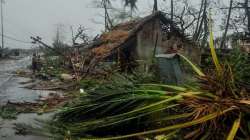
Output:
(0, 106), (18, 119)
(227, 47), (250, 86)
(39, 56), (68, 78)
(22, 11), (250, 140)
(77, 69), (158, 92)
(39, 14), (250, 140)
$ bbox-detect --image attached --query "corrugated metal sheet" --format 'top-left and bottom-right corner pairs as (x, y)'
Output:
(156, 53), (183, 85)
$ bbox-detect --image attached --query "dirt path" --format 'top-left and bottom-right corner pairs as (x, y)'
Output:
(0, 57), (55, 140)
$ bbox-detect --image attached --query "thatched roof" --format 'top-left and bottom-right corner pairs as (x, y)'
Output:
(92, 11), (190, 59)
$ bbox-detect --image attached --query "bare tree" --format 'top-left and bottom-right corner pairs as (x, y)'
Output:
(220, 0), (250, 35)
(153, 0), (158, 12)
(171, 0), (174, 22)
(102, 0), (113, 31)
(92, 0), (113, 31)
(193, 0), (208, 42)
(123, 0), (138, 17)
(53, 23), (66, 49)
(193, 0), (205, 40)
(220, 0), (233, 49)
(71, 26), (89, 46)
(162, 0), (200, 35)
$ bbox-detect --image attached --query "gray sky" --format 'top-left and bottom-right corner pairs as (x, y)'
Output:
(3, 0), (228, 49)
(4, 0), (152, 49)
(4, 0), (104, 48)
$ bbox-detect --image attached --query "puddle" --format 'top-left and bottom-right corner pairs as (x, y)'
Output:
(0, 57), (59, 139)
(0, 57), (60, 105)
(0, 76), (59, 105)
(0, 113), (53, 140)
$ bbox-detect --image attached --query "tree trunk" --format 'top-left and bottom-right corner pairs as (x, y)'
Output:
(171, 0), (173, 20)
(170, 0), (174, 31)
(193, 0), (204, 39)
(245, 0), (250, 33)
(153, 0), (158, 12)
(220, 0), (233, 49)
(194, 0), (207, 41)
(103, 1), (108, 31)
(103, 0), (112, 31)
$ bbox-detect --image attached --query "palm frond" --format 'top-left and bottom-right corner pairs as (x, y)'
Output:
(83, 107), (234, 140)
(178, 53), (205, 77)
(208, 10), (222, 74)
(227, 113), (241, 140)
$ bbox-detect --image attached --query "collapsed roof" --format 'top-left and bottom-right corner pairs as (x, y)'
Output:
(91, 11), (191, 59)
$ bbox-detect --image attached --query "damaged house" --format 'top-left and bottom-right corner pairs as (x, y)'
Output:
(91, 11), (200, 72)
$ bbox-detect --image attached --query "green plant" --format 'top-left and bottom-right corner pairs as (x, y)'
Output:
(25, 12), (250, 140)
(227, 47), (250, 86)
(51, 12), (250, 139)
(0, 106), (18, 119)
(40, 56), (67, 77)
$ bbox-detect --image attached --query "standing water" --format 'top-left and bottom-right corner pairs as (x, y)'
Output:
(0, 56), (55, 140)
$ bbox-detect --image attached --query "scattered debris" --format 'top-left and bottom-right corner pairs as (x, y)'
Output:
(90, 11), (200, 72)
(60, 73), (74, 81)
(3, 92), (68, 115)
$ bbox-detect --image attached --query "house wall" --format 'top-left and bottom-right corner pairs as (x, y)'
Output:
(185, 44), (201, 64)
(136, 18), (162, 61)
(178, 42), (201, 65)
(136, 18), (201, 69)
(136, 19), (163, 72)
(118, 37), (138, 72)
(161, 32), (200, 64)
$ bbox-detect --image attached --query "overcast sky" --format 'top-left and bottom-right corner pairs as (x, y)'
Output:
(3, 0), (228, 49)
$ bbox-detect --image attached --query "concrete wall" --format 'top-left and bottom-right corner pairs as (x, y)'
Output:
(135, 18), (200, 70)
(136, 18), (162, 62)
